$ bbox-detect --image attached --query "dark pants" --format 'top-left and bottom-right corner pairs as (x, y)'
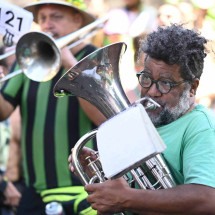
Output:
(16, 186), (45, 215)
(0, 179), (25, 215)
(0, 207), (15, 215)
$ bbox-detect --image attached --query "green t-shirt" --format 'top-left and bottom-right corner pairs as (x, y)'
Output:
(157, 104), (215, 188)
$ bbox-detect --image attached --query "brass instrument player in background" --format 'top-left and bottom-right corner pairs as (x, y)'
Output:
(0, 0), (105, 214)
(69, 24), (215, 214)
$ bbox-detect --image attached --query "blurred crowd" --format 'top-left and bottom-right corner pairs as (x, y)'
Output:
(1, 0), (215, 104)
(0, 0), (215, 214)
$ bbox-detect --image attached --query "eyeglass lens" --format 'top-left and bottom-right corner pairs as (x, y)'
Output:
(138, 73), (173, 94)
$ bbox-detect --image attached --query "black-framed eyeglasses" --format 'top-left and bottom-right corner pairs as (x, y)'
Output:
(136, 72), (188, 94)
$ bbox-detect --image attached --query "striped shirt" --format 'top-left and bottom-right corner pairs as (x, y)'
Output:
(1, 44), (97, 192)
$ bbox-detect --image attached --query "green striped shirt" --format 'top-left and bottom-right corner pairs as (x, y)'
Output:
(1, 45), (97, 192)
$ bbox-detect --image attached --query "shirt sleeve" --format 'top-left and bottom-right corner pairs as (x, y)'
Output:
(183, 123), (215, 188)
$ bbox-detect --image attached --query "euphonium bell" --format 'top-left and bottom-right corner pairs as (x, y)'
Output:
(53, 42), (130, 116)
(53, 42), (176, 189)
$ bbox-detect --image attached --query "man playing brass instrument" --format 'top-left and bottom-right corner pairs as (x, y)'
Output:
(0, 0), (105, 214)
(69, 24), (215, 214)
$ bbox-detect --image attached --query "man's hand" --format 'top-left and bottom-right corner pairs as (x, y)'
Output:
(85, 178), (129, 214)
(3, 181), (21, 206)
(61, 46), (77, 71)
(68, 146), (97, 177)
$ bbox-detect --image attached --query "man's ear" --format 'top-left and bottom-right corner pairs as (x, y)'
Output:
(190, 78), (199, 96)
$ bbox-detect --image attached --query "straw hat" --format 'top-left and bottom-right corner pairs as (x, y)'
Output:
(24, 0), (95, 27)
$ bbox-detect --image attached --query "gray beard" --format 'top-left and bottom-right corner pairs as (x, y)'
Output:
(147, 89), (191, 127)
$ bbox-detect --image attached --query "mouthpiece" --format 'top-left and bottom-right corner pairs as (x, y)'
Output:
(133, 97), (160, 110)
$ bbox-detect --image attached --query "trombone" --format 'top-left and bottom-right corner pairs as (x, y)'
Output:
(0, 15), (108, 82)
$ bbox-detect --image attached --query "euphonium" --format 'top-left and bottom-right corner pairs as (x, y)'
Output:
(53, 42), (176, 190)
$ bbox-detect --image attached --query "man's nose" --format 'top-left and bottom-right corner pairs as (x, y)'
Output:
(145, 83), (162, 97)
(41, 18), (54, 32)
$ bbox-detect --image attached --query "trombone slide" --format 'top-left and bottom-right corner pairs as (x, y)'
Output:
(0, 69), (22, 83)
(0, 15), (109, 82)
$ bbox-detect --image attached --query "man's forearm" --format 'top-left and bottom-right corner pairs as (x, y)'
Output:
(0, 94), (14, 121)
(123, 184), (215, 214)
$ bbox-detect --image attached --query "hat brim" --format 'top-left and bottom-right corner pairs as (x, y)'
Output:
(24, 0), (95, 27)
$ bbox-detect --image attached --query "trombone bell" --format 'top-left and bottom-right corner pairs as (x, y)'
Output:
(0, 15), (109, 82)
(16, 32), (61, 82)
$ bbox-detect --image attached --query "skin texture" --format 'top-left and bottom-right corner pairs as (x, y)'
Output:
(140, 56), (197, 127)
(68, 56), (215, 214)
(2, 180), (21, 207)
(5, 107), (22, 182)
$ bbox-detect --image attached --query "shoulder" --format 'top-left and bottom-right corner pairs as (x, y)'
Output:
(168, 104), (215, 130)
(187, 104), (215, 130)
(158, 104), (215, 141)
